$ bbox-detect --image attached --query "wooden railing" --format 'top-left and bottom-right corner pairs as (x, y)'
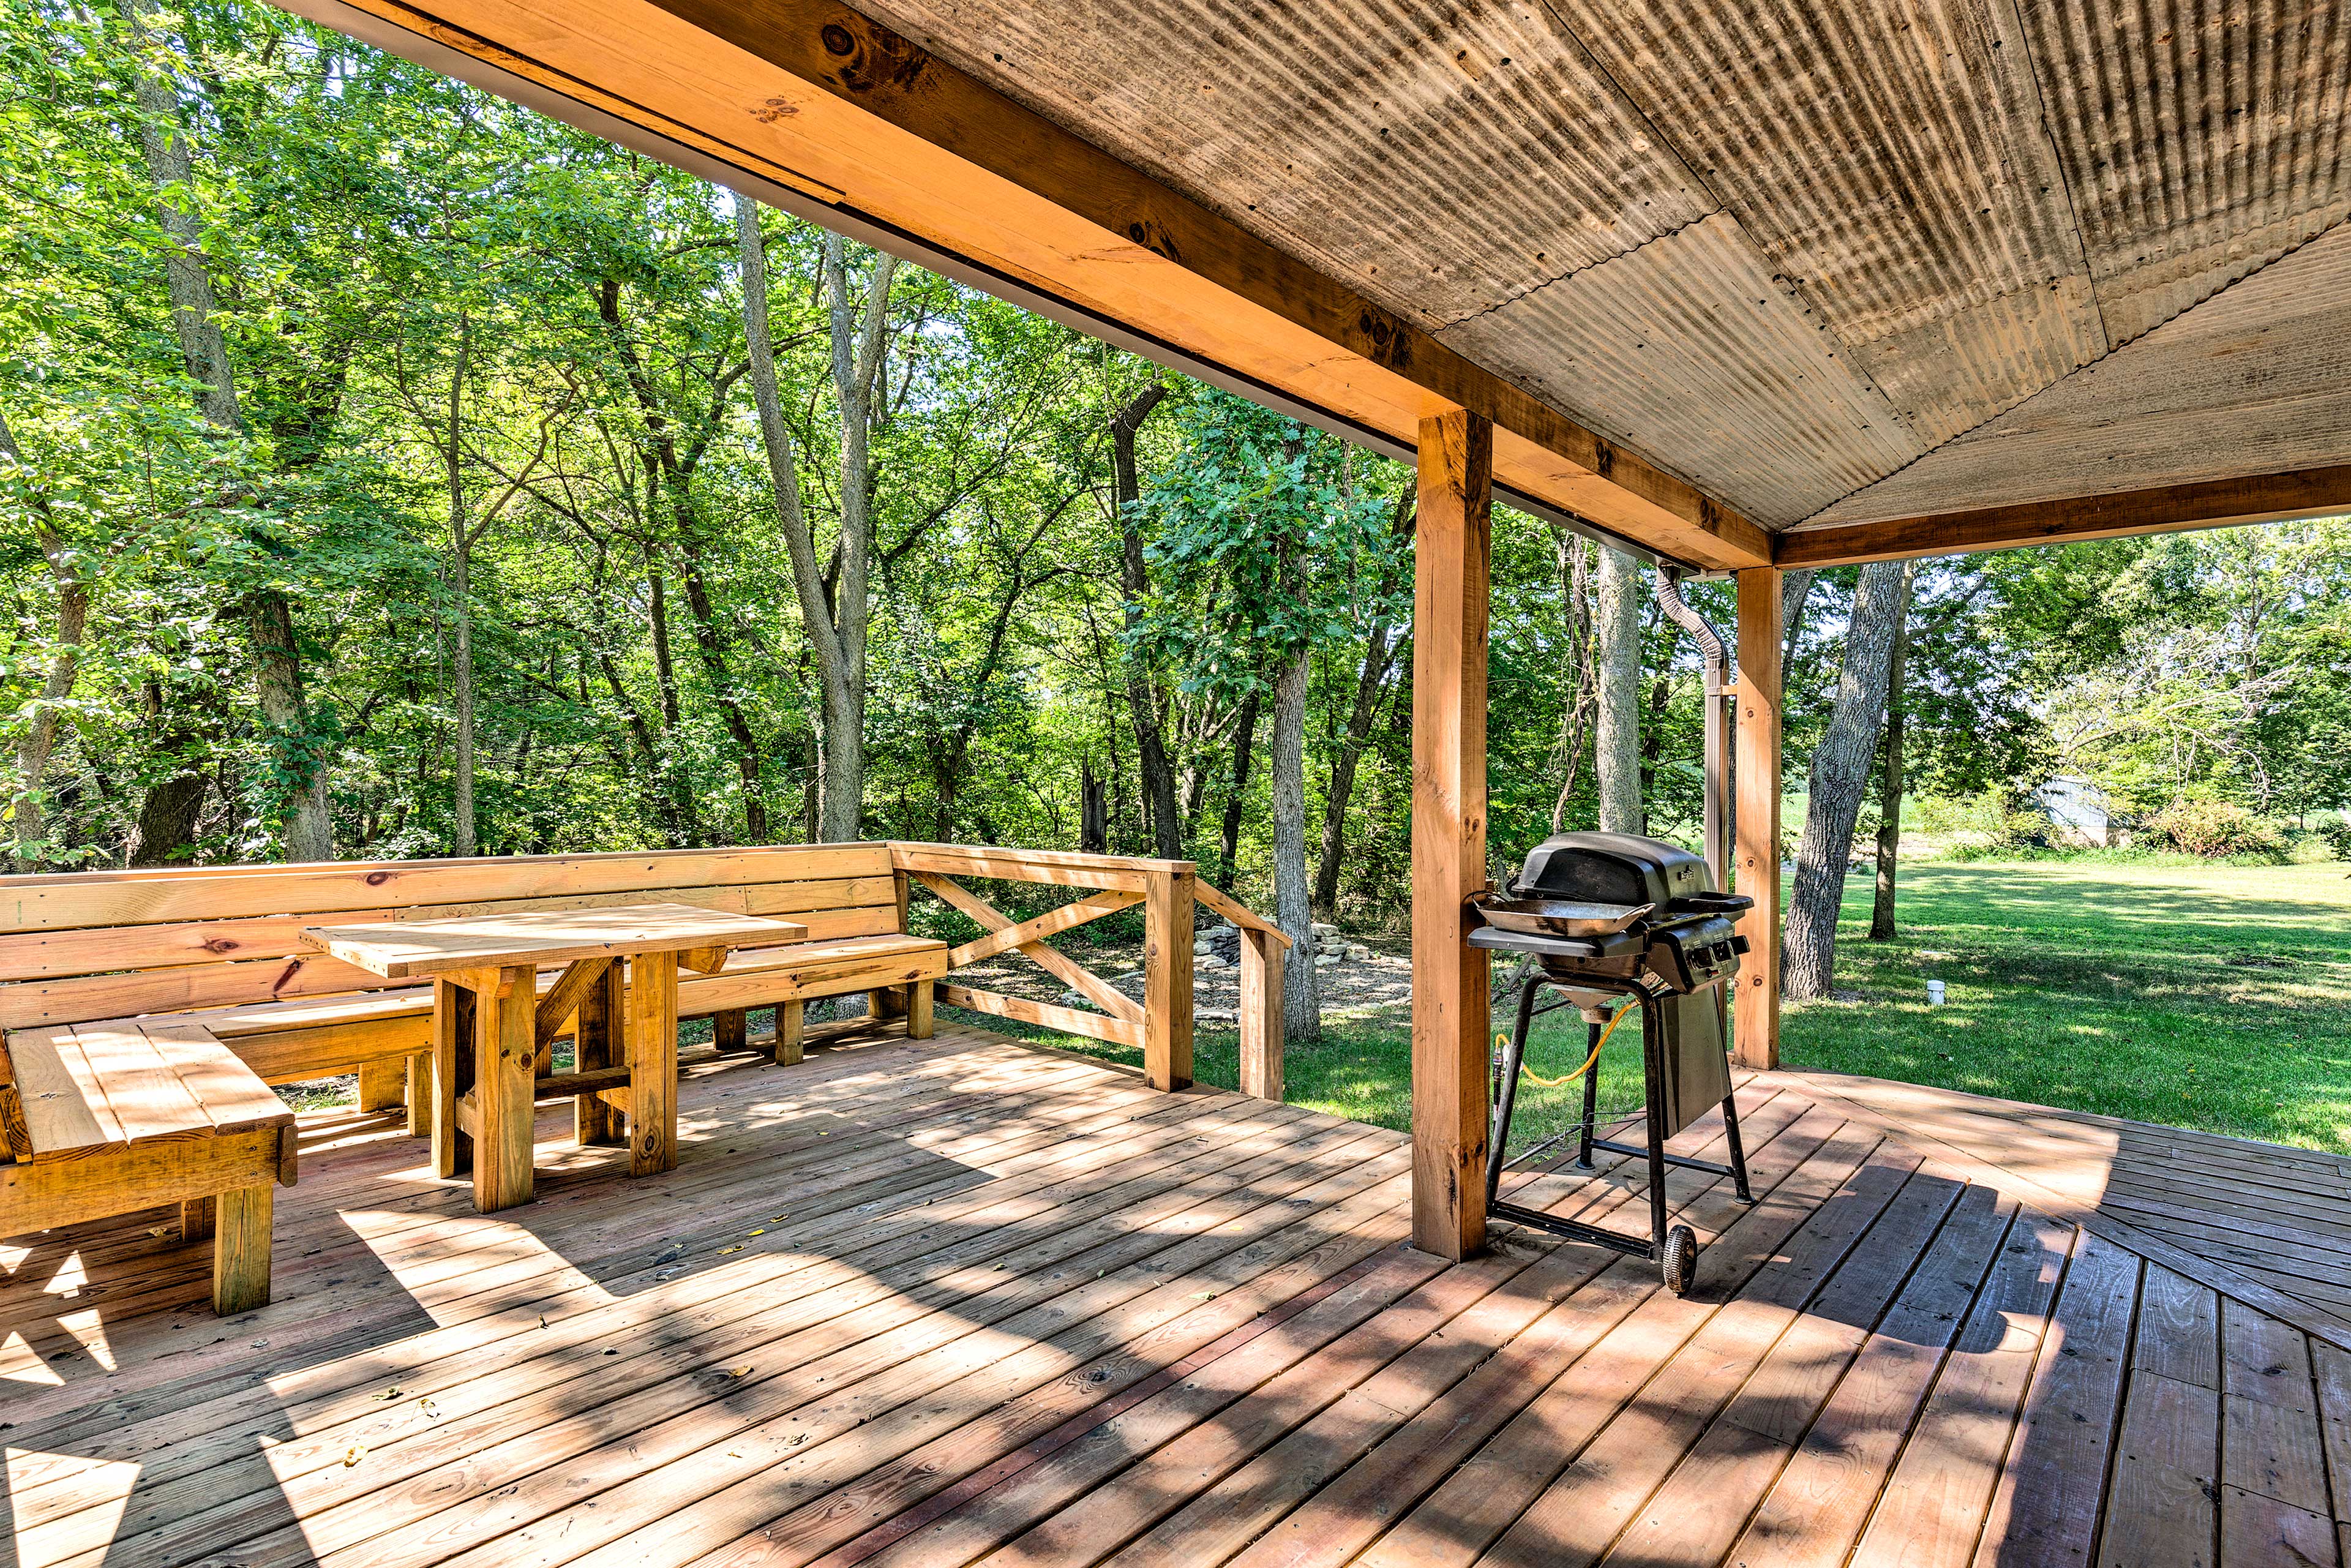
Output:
(886, 843), (1290, 1100)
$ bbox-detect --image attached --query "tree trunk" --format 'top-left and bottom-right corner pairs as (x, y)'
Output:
(1270, 638), (1319, 1042)
(1549, 531), (1597, 832)
(1869, 564), (1916, 941)
(1594, 546), (1644, 834)
(1314, 617), (1397, 916)
(1, 410), (90, 871)
(740, 203), (891, 844)
(1110, 381), (1183, 860)
(1781, 568), (1820, 677)
(1784, 558), (1911, 998)
(1080, 765), (1108, 852)
(445, 317), (478, 857)
(1220, 685), (1262, 886)
(128, 679), (208, 867)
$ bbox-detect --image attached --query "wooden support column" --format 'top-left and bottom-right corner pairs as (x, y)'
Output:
(473, 964), (538, 1212)
(628, 950), (680, 1176)
(1237, 929), (1284, 1102)
(1411, 403), (1493, 1262)
(1142, 866), (1196, 1091)
(1734, 567), (1783, 1069)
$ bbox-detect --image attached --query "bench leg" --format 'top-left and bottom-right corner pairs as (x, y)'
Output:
(358, 1058), (406, 1115)
(868, 986), (907, 1021)
(907, 979), (935, 1040)
(212, 1184), (272, 1315)
(405, 1052), (429, 1137)
(183, 1194), (216, 1243)
(776, 999), (804, 1066)
(714, 1008), (748, 1054)
(576, 959), (628, 1148)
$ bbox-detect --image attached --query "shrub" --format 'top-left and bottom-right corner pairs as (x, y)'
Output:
(2142, 799), (2288, 861)
(2320, 818), (2351, 859)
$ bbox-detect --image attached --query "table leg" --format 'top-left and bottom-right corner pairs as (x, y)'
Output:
(473, 963), (538, 1212)
(433, 977), (471, 1179)
(576, 957), (628, 1147)
(628, 951), (679, 1177)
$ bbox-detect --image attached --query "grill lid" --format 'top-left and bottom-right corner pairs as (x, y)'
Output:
(1513, 830), (1714, 906)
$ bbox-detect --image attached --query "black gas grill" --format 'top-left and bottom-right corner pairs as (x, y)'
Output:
(1468, 831), (1755, 1294)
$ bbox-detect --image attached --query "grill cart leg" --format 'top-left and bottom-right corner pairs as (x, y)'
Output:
(1574, 1015), (1602, 1170)
(1720, 1084), (1755, 1204)
(1485, 977), (1543, 1214)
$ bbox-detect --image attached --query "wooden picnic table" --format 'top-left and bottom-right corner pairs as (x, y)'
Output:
(302, 902), (808, 1212)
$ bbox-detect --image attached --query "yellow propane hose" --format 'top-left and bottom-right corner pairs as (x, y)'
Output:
(1507, 997), (1640, 1088)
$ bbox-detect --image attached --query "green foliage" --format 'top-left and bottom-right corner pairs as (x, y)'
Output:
(2140, 798), (2289, 861)
(4, 0), (2346, 936)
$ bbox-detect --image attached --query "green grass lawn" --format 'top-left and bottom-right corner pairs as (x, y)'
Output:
(981, 856), (2351, 1161)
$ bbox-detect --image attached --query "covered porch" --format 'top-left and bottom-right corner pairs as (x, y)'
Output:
(7, 1016), (2350, 1567)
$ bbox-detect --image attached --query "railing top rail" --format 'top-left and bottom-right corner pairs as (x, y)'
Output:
(886, 841), (1196, 876)
(1194, 882), (1292, 949)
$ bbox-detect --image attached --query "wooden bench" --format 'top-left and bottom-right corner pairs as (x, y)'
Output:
(0, 1017), (294, 1313)
(0, 844), (954, 1119)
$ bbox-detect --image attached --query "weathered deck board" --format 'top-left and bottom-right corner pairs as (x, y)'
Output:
(6, 1027), (2349, 1568)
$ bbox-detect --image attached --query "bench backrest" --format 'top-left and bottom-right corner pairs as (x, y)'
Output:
(0, 843), (903, 1035)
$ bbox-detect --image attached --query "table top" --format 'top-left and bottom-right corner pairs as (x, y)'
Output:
(301, 901), (810, 978)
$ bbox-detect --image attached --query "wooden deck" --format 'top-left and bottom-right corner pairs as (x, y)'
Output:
(5, 1021), (2350, 1567)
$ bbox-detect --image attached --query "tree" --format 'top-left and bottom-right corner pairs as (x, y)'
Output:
(1594, 546), (1643, 833)
(1868, 561), (1916, 940)
(1784, 558), (1911, 999)
(1133, 390), (1398, 1040)
(742, 204), (898, 842)
(122, 0), (337, 860)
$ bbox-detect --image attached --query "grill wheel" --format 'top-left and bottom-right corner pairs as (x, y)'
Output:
(1660, 1225), (1700, 1295)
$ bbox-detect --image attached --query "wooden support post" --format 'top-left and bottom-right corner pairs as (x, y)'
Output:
(713, 1008), (749, 1054)
(906, 979), (934, 1040)
(473, 964), (538, 1212)
(182, 1193), (216, 1243)
(356, 1057), (406, 1115)
(1238, 929), (1284, 1102)
(211, 1184), (272, 1315)
(628, 950), (680, 1176)
(1734, 567), (1783, 1069)
(869, 985), (909, 1021)
(576, 957), (628, 1147)
(1411, 403), (1493, 1262)
(1143, 866), (1196, 1091)
(776, 998), (805, 1064)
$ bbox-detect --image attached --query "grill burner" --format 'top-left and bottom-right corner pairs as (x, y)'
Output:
(1469, 831), (1755, 1294)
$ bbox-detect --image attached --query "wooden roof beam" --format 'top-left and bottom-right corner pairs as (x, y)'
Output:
(1775, 464), (2351, 567)
(275, 0), (1769, 571)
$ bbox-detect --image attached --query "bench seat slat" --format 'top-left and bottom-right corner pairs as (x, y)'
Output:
(71, 1021), (212, 1148)
(149, 1023), (294, 1136)
(10, 1028), (122, 1159)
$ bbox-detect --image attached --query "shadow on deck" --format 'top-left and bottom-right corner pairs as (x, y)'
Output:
(4, 1021), (2348, 1567)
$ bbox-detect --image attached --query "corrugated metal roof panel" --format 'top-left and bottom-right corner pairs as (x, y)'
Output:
(1542, 0), (2106, 446)
(2016, 0), (2351, 345)
(1802, 219), (2351, 526)
(1440, 214), (1924, 528)
(851, 0), (1717, 326)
